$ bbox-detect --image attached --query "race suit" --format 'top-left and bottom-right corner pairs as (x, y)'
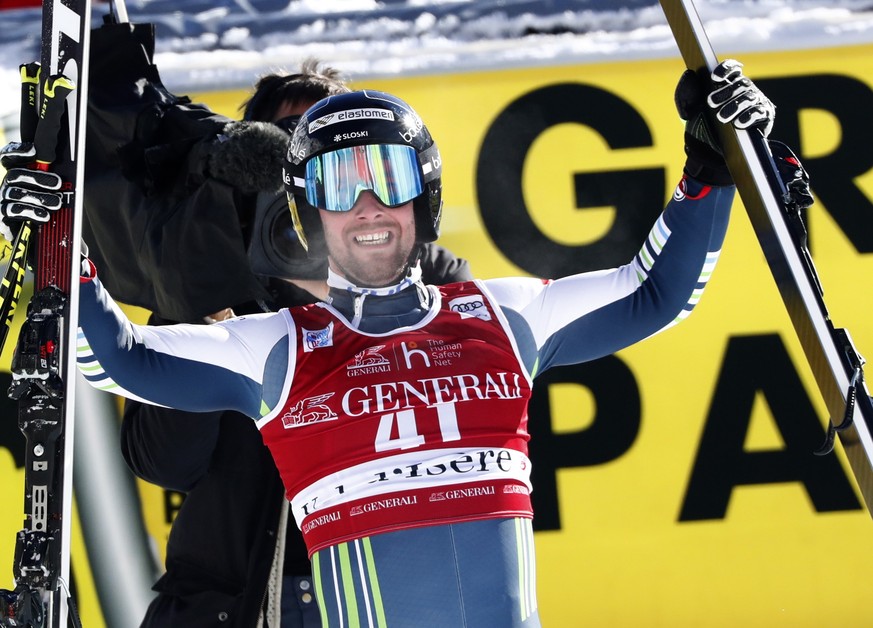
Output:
(77, 177), (734, 627)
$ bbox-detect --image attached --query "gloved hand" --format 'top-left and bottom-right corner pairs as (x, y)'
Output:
(675, 58), (776, 186)
(0, 141), (63, 241)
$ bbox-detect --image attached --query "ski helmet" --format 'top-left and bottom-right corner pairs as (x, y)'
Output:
(283, 90), (442, 258)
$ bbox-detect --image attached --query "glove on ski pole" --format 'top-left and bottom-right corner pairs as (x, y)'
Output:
(0, 73), (73, 242)
(675, 58), (775, 186)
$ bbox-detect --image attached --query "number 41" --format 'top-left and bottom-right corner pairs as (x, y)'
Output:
(374, 403), (461, 452)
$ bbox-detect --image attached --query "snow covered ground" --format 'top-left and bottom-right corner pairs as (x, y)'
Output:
(1, 0), (873, 105)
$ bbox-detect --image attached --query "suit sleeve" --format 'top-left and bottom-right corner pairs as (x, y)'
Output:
(77, 274), (292, 418)
(116, 313), (223, 491)
(485, 177), (735, 376)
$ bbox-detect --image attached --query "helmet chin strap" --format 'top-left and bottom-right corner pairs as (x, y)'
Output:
(326, 260), (423, 297)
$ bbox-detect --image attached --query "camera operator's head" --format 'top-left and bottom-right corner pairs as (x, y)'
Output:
(241, 59), (351, 287)
(242, 58), (351, 128)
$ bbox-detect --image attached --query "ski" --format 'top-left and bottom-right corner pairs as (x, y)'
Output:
(0, 0), (92, 625)
(658, 0), (873, 513)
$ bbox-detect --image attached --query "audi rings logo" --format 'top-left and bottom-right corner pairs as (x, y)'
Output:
(448, 295), (491, 321)
(453, 301), (483, 314)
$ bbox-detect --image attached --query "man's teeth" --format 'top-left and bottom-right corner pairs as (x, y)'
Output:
(355, 231), (390, 245)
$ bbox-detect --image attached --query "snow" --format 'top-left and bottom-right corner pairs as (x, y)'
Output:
(1, 0), (872, 124)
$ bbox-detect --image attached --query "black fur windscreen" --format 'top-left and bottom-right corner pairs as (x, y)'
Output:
(209, 121), (289, 194)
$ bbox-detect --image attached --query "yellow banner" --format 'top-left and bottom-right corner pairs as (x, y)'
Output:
(1, 43), (872, 627)
(196, 45), (873, 627)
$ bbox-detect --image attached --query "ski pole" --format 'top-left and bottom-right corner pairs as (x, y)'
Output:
(0, 63), (42, 356)
(0, 72), (74, 362)
(110, 0), (128, 24)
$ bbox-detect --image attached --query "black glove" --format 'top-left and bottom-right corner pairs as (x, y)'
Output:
(0, 142), (63, 241)
(675, 59), (776, 186)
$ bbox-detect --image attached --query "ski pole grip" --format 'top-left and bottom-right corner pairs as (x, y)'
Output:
(19, 62), (41, 144)
(33, 74), (75, 169)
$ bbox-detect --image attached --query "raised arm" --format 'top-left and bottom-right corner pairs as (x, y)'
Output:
(485, 177), (732, 375)
(485, 59), (777, 377)
(77, 272), (292, 419)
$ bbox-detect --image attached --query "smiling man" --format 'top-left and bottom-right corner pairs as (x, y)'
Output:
(2, 62), (784, 627)
(283, 92), (446, 300)
(320, 190), (417, 287)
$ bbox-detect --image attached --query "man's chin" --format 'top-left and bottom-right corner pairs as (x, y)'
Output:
(328, 243), (414, 288)
(349, 272), (406, 289)
(345, 264), (408, 289)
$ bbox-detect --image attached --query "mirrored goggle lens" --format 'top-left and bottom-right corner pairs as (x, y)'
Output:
(304, 144), (423, 212)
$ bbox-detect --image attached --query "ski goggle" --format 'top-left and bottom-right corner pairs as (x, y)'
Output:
(303, 144), (423, 212)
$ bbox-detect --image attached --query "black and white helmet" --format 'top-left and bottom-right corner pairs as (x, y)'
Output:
(283, 90), (442, 257)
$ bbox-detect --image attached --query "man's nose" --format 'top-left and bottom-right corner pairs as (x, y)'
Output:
(350, 190), (385, 217)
